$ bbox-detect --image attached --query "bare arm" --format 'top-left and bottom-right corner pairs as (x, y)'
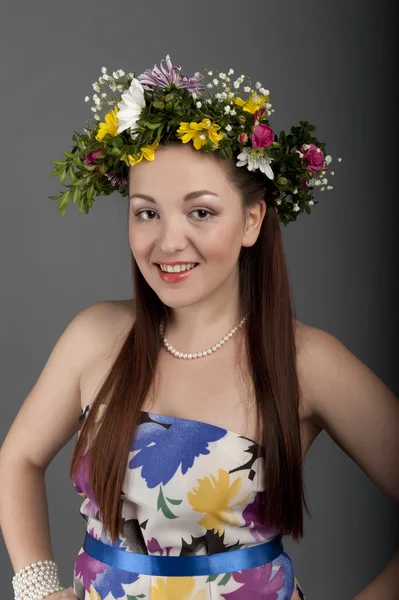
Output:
(299, 325), (399, 599)
(0, 302), (110, 573)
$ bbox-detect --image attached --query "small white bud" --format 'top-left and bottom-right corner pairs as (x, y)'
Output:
(196, 101), (202, 108)
(101, 66), (107, 74)
(84, 96), (90, 102)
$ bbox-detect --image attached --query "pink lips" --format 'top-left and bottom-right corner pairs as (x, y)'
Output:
(156, 263), (199, 283)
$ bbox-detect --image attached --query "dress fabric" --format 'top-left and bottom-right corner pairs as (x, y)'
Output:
(72, 403), (306, 600)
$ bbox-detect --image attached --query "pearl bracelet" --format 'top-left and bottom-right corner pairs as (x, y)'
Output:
(12, 559), (64, 600)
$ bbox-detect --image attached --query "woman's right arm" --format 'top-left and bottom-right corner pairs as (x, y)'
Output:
(0, 302), (107, 591)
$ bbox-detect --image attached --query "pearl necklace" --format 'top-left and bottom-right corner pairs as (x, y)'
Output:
(160, 313), (249, 359)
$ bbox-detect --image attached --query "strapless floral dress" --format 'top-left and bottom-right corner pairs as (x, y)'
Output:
(71, 403), (306, 600)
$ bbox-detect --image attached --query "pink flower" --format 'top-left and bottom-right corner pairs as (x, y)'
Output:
(84, 149), (105, 164)
(254, 107), (267, 124)
(238, 133), (248, 144)
(301, 143), (324, 172)
(251, 124), (274, 149)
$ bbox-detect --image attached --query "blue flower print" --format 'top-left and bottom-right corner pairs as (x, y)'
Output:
(129, 413), (227, 487)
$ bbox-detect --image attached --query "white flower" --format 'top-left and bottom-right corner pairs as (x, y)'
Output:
(224, 105), (231, 114)
(113, 71), (119, 79)
(91, 106), (97, 112)
(244, 86), (251, 93)
(101, 93), (107, 98)
(103, 74), (109, 81)
(233, 82), (240, 89)
(327, 185), (334, 190)
(213, 78), (219, 85)
(320, 187), (326, 191)
(266, 102), (272, 109)
(337, 157), (342, 162)
(230, 108), (237, 115)
(293, 204), (300, 212)
(84, 96), (90, 102)
(325, 155), (332, 164)
(228, 68), (234, 75)
(192, 92), (198, 100)
(236, 148), (274, 179)
(219, 72), (226, 79)
(101, 66), (107, 74)
(99, 77), (104, 84)
(117, 85), (124, 92)
(330, 171), (335, 176)
(94, 114), (101, 121)
(221, 82), (226, 88)
(308, 200), (314, 205)
(260, 88), (269, 95)
(322, 178), (328, 185)
(196, 101), (202, 108)
(128, 72), (134, 78)
(208, 70), (213, 76)
(206, 82), (214, 88)
(118, 69), (125, 77)
(225, 124), (232, 132)
(255, 81), (262, 89)
(116, 77), (146, 135)
(92, 82), (100, 92)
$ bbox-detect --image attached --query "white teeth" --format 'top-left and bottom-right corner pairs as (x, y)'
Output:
(159, 263), (198, 273)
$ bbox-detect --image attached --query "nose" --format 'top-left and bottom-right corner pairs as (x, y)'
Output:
(158, 217), (188, 254)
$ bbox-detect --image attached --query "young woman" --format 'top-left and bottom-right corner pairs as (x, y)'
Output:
(1, 56), (398, 600)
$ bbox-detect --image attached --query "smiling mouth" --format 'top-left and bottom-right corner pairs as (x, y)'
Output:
(155, 263), (199, 273)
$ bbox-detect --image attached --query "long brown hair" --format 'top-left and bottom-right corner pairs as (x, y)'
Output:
(70, 142), (309, 542)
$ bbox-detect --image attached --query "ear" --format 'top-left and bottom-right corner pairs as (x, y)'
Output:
(241, 199), (267, 247)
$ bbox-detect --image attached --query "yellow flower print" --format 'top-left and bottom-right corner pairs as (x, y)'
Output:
(152, 576), (206, 600)
(188, 468), (250, 535)
(233, 92), (269, 115)
(88, 585), (101, 600)
(95, 107), (119, 142)
(176, 118), (224, 150)
(121, 139), (160, 166)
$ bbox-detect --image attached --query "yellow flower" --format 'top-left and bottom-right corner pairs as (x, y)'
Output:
(88, 585), (101, 600)
(152, 576), (206, 600)
(95, 107), (119, 142)
(176, 118), (224, 150)
(233, 92), (269, 115)
(188, 469), (250, 536)
(121, 139), (160, 166)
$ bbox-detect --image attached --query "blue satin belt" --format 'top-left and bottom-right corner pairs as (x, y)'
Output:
(83, 531), (284, 576)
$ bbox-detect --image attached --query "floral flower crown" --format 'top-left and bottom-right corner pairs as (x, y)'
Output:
(49, 54), (342, 225)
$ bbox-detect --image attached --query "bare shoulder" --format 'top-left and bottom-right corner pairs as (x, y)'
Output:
(293, 318), (336, 424)
(77, 298), (136, 365)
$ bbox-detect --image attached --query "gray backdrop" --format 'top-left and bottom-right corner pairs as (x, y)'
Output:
(1, 1), (398, 598)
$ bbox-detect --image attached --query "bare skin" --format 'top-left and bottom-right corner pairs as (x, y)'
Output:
(79, 299), (322, 461)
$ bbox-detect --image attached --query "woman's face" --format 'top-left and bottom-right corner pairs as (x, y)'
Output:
(128, 143), (265, 309)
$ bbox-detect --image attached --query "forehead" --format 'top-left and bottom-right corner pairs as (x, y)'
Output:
(128, 144), (233, 196)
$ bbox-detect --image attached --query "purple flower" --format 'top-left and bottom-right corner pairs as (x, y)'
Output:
(241, 492), (277, 542)
(104, 172), (128, 187)
(137, 54), (205, 94)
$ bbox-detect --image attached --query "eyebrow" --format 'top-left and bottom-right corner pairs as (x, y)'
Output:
(129, 190), (220, 203)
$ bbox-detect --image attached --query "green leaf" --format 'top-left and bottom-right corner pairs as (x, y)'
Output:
(58, 190), (71, 213)
(59, 169), (67, 184)
(53, 160), (66, 166)
(165, 496), (183, 505)
(68, 166), (76, 181)
(157, 486), (178, 519)
(48, 195), (59, 201)
(218, 572), (232, 586)
(87, 183), (95, 202)
(71, 186), (80, 204)
(63, 151), (74, 159)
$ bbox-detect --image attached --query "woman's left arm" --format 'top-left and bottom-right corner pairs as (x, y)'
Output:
(299, 325), (399, 599)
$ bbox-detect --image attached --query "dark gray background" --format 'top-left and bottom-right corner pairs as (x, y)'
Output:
(1, 1), (398, 598)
